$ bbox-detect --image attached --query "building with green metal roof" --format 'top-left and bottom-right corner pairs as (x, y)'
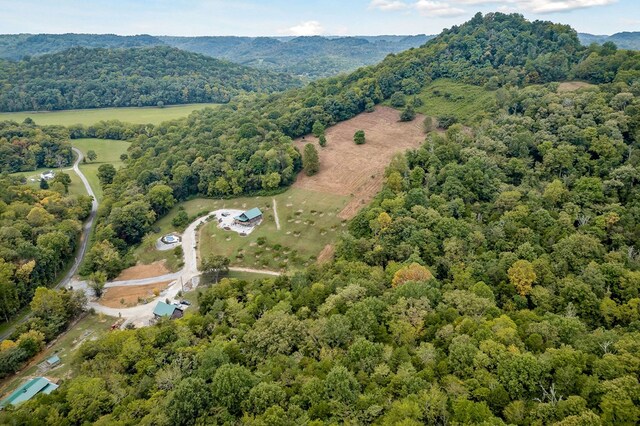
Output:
(0, 377), (58, 409)
(234, 207), (263, 226)
(153, 301), (183, 320)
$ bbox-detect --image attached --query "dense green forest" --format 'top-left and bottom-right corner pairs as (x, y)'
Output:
(0, 120), (73, 172)
(0, 175), (92, 325)
(0, 46), (300, 112)
(2, 12), (640, 425)
(0, 33), (432, 79)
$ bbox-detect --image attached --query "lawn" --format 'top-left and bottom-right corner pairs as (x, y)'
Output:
(137, 188), (350, 272)
(72, 138), (130, 202)
(0, 313), (115, 398)
(9, 167), (87, 198)
(402, 79), (497, 124)
(0, 103), (220, 126)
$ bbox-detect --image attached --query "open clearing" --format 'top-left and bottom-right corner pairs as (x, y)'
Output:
(412, 79), (496, 124)
(137, 188), (349, 273)
(10, 166), (87, 198)
(115, 261), (171, 281)
(0, 103), (220, 126)
(100, 281), (172, 308)
(72, 138), (130, 202)
(293, 106), (426, 219)
(557, 81), (597, 92)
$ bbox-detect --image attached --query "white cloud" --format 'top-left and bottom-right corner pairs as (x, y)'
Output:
(452, 0), (617, 13)
(369, 0), (410, 10)
(415, 0), (466, 16)
(370, 0), (617, 16)
(286, 20), (324, 36)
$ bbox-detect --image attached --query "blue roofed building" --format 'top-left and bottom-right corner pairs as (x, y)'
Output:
(0, 377), (58, 409)
(234, 207), (263, 226)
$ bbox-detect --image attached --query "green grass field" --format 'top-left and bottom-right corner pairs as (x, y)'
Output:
(9, 167), (87, 198)
(0, 313), (115, 398)
(402, 79), (496, 124)
(137, 188), (350, 272)
(72, 138), (130, 202)
(0, 103), (220, 126)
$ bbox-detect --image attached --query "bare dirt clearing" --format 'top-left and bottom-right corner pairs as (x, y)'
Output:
(100, 281), (172, 308)
(317, 244), (335, 264)
(293, 106), (426, 219)
(116, 261), (170, 281)
(557, 81), (596, 92)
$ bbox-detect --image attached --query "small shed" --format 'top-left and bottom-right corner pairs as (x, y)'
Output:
(153, 301), (184, 320)
(234, 207), (263, 226)
(0, 377), (58, 409)
(46, 355), (61, 367)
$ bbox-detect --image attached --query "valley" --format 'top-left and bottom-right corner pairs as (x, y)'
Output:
(1, 8), (640, 426)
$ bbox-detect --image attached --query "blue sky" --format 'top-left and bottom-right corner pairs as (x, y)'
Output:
(0, 0), (638, 36)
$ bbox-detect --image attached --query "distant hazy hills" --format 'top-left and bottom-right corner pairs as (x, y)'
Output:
(0, 34), (433, 78)
(579, 32), (640, 50)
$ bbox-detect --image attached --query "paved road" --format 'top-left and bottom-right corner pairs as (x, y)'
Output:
(0, 148), (97, 341)
(82, 211), (283, 326)
(60, 148), (98, 286)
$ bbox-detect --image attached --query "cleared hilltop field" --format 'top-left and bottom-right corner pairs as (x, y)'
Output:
(293, 106), (426, 219)
(0, 103), (219, 126)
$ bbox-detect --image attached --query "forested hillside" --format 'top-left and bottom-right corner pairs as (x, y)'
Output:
(580, 31), (640, 50)
(0, 175), (92, 325)
(0, 120), (73, 172)
(0, 33), (432, 79)
(0, 46), (300, 112)
(2, 12), (640, 425)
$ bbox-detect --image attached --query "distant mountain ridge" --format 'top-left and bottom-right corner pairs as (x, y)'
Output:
(0, 33), (434, 78)
(579, 31), (640, 50)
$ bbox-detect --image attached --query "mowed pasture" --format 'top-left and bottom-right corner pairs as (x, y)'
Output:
(72, 138), (130, 202)
(0, 103), (220, 126)
(293, 106), (426, 219)
(138, 188), (349, 273)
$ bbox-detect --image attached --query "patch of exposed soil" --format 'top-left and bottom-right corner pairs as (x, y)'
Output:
(115, 261), (170, 281)
(293, 106), (426, 219)
(317, 244), (335, 264)
(99, 281), (172, 308)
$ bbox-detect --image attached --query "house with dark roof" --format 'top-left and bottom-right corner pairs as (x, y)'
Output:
(234, 207), (263, 226)
(153, 301), (184, 320)
(0, 377), (58, 409)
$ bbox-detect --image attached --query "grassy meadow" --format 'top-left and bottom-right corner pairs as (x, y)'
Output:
(137, 188), (350, 272)
(406, 79), (496, 124)
(0, 103), (220, 126)
(72, 138), (130, 202)
(9, 167), (87, 198)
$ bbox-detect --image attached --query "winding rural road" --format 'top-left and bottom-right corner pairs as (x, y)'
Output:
(0, 148), (97, 341)
(60, 148), (99, 286)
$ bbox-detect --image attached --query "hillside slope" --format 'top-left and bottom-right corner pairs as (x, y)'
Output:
(2, 13), (640, 425)
(0, 46), (301, 112)
(0, 34), (433, 79)
(580, 31), (640, 50)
